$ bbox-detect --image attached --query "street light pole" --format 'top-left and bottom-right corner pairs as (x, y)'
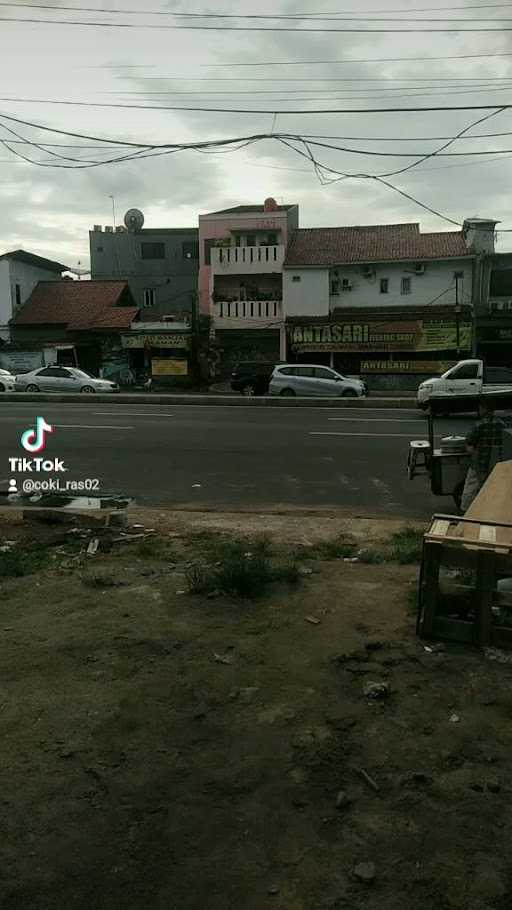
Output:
(454, 271), (463, 355)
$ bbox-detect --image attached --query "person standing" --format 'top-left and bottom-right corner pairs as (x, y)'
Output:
(461, 398), (505, 512)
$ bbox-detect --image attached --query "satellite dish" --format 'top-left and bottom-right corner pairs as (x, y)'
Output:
(124, 208), (145, 232)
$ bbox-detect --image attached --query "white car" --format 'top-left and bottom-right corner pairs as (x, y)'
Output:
(269, 364), (367, 397)
(15, 366), (119, 393)
(0, 368), (16, 392)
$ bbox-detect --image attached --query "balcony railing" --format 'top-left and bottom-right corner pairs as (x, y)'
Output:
(210, 245), (285, 272)
(213, 300), (282, 320)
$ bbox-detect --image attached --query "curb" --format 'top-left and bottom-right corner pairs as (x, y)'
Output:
(0, 393), (419, 409)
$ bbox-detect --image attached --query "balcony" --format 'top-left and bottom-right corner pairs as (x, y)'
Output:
(213, 299), (283, 328)
(210, 245), (285, 274)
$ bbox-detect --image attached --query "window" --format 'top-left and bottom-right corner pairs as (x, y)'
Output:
(246, 234), (256, 247)
(267, 233), (277, 245)
(204, 238), (216, 265)
(314, 368), (335, 380)
(292, 275), (301, 283)
(331, 279), (340, 295)
(450, 363), (479, 380)
(141, 242), (165, 260)
(278, 367), (294, 376)
(37, 367), (62, 377)
(401, 277), (411, 295)
(143, 288), (156, 308)
(96, 246), (104, 253)
(182, 241), (199, 260)
(15, 284), (21, 307)
(380, 279), (389, 294)
(296, 366), (315, 377)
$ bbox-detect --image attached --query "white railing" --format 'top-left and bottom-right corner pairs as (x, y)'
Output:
(210, 245), (285, 272)
(213, 300), (282, 319)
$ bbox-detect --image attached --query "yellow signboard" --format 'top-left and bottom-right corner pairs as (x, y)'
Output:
(151, 358), (188, 376)
(289, 320), (472, 353)
(361, 360), (456, 374)
(122, 333), (190, 349)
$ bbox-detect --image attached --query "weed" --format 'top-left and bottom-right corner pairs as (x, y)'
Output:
(294, 534), (357, 561)
(186, 536), (297, 600)
(357, 548), (386, 565)
(0, 547), (51, 578)
(390, 527), (425, 565)
(136, 536), (174, 560)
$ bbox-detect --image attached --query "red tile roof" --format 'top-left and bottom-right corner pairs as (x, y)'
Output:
(284, 224), (471, 267)
(12, 280), (138, 331)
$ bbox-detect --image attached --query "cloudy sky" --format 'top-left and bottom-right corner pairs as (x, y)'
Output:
(1, 0), (512, 268)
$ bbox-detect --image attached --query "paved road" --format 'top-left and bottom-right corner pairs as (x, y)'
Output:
(0, 401), (475, 518)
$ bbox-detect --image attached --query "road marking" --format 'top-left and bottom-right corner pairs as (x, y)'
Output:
(327, 417), (424, 423)
(310, 431), (415, 438)
(92, 411), (174, 417)
(54, 424), (135, 430)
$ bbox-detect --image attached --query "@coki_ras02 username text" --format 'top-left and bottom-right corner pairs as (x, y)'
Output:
(20, 479), (100, 494)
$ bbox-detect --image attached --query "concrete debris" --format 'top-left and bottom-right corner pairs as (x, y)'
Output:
(86, 539), (99, 556)
(192, 484), (202, 489)
(335, 789), (351, 810)
(304, 616), (321, 625)
(424, 642), (446, 654)
(344, 557), (359, 563)
(449, 713), (461, 724)
(354, 861), (376, 883)
(485, 647), (512, 665)
(132, 524), (145, 530)
(214, 653), (233, 665)
(357, 768), (380, 793)
(298, 566), (313, 576)
(363, 681), (390, 700)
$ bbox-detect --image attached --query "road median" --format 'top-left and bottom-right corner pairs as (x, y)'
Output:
(1, 392), (418, 409)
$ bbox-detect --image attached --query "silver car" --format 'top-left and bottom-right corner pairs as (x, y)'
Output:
(15, 366), (119, 394)
(269, 364), (367, 398)
(0, 368), (16, 392)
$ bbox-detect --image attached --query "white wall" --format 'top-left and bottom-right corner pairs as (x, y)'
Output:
(283, 268), (330, 316)
(284, 258), (473, 317)
(0, 260), (11, 339)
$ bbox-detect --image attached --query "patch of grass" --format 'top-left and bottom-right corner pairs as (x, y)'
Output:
(0, 547), (52, 578)
(186, 536), (298, 600)
(136, 536), (174, 560)
(357, 547), (387, 565)
(294, 534), (357, 561)
(406, 582), (419, 615)
(82, 574), (118, 589)
(389, 527), (425, 565)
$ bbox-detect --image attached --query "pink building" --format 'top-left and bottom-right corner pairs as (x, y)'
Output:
(198, 198), (299, 367)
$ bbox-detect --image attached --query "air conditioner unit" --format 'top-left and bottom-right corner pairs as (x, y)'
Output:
(104, 225), (114, 233)
(414, 263), (426, 275)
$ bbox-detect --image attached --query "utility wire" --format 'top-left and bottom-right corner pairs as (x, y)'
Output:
(209, 52), (512, 67)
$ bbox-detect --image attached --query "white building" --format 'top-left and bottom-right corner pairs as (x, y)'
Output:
(0, 249), (67, 342)
(282, 217), (497, 384)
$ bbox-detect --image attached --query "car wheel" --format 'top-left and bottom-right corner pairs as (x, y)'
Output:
(0, 382), (4, 392)
(26, 384), (40, 392)
(280, 388), (296, 397)
(81, 385), (96, 393)
(341, 389), (358, 398)
(241, 383), (256, 397)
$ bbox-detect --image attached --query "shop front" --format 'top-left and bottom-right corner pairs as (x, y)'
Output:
(476, 324), (512, 367)
(120, 327), (191, 386)
(287, 312), (473, 390)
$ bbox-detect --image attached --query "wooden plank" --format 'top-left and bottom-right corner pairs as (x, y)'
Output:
(479, 525), (496, 544)
(464, 462), (512, 547)
(430, 519), (451, 537)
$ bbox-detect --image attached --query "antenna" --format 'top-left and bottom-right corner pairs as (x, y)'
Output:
(124, 208), (145, 232)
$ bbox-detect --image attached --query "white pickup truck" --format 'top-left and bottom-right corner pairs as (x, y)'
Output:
(417, 359), (512, 411)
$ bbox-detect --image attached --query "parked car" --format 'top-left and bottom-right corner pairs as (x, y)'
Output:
(230, 361), (282, 396)
(269, 364), (368, 397)
(0, 368), (15, 392)
(15, 366), (119, 393)
(417, 359), (512, 412)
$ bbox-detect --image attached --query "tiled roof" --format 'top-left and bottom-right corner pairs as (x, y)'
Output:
(208, 204), (295, 215)
(12, 280), (138, 331)
(284, 224), (471, 267)
(0, 248), (68, 273)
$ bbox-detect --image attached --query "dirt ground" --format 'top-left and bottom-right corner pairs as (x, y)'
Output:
(1, 508), (512, 910)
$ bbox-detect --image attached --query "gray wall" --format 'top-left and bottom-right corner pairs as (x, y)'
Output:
(89, 227), (199, 320)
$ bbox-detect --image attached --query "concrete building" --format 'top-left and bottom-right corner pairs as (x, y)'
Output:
(89, 217), (199, 322)
(283, 217), (497, 388)
(0, 249), (67, 342)
(476, 249), (512, 364)
(198, 198), (299, 371)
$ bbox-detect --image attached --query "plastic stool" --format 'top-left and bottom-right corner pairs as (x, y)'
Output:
(407, 440), (431, 480)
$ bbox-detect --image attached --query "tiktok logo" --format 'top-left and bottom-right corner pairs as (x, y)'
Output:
(20, 417), (54, 453)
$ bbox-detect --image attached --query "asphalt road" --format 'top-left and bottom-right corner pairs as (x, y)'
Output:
(0, 401), (476, 519)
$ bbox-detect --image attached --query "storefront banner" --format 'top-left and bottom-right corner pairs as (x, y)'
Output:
(289, 320), (472, 353)
(0, 351), (44, 372)
(122, 333), (190, 350)
(361, 360), (456, 374)
(151, 358), (188, 376)
(479, 326), (512, 342)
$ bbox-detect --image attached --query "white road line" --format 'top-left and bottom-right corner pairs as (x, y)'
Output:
(54, 424), (135, 430)
(327, 417), (424, 423)
(92, 411), (174, 417)
(310, 431), (415, 438)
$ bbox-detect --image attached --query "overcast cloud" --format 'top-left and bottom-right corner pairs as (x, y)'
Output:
(1, 0), (512, 268)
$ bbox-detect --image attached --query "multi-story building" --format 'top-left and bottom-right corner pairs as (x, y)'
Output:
(198, 198), (298, 371)
(476, 250), (512, 365)
(89, 215), (199, 322)
(0, 249), (67, 342)
(283, 217), (498, 389)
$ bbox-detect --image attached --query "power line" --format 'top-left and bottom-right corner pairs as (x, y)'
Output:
(128, 76), (512, 82)
(210, 52), (512, 67)
(3, 15), (512, 31)
(6, 96), (512, 114)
